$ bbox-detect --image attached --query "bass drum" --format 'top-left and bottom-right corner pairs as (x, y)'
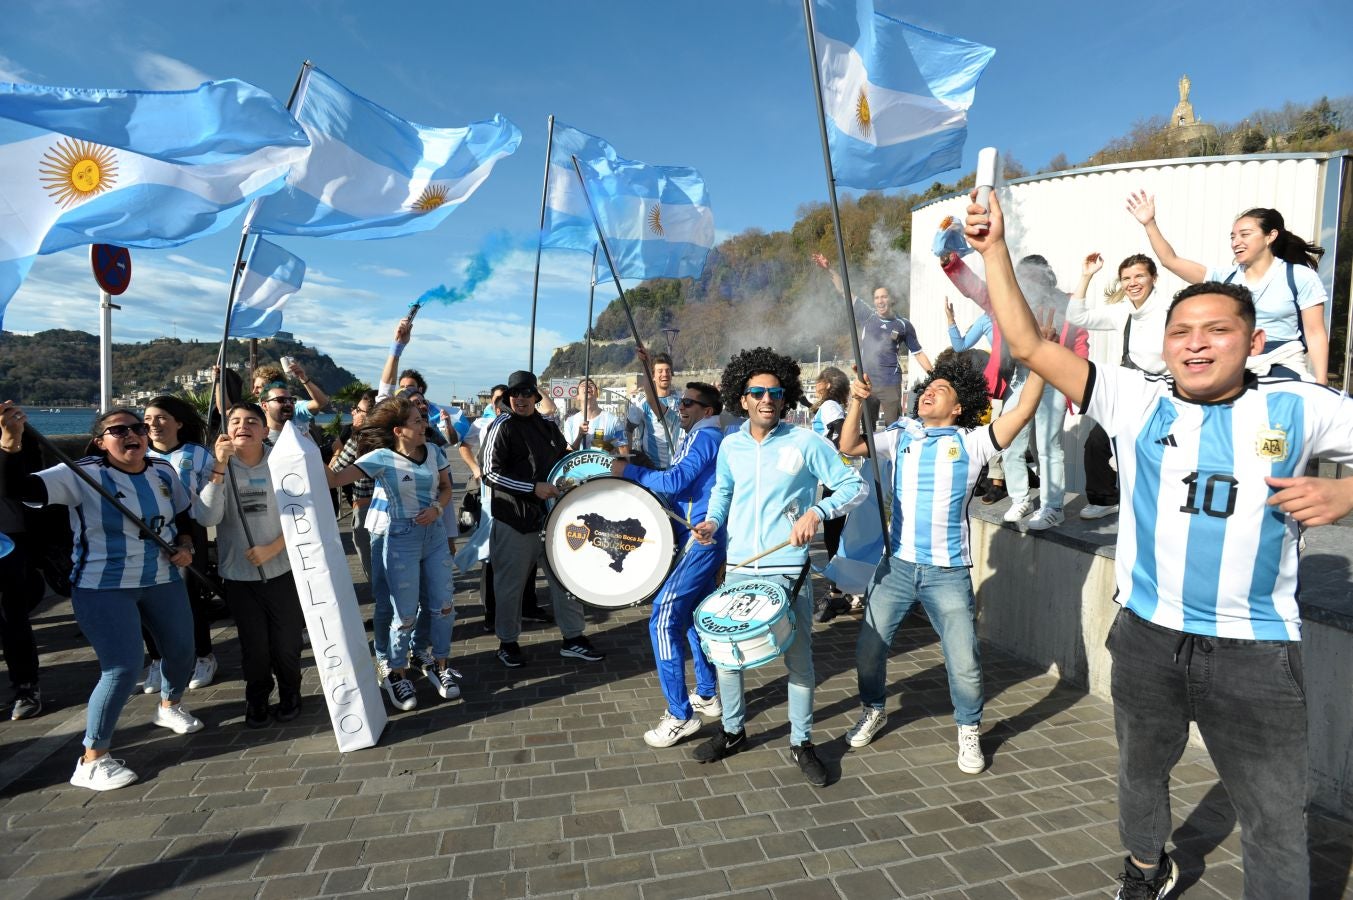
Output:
(544, 476), (677, 609)
(546, 450), (615, 495)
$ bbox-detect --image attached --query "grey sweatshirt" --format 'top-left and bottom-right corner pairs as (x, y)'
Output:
(198, 448), (291, 582)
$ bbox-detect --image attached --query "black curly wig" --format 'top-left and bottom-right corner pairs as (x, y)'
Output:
(910, 359), (990, 430)
(719, 347), (804, 414)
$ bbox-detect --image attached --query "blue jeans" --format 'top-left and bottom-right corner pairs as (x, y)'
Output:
(856, 556), (983, 726)
(71, 581), (194, 750)
(1003, 373), (1067, 510)
(1107, 608), (1308, 898)
(382, 518), (454, 669)
(716, 570), (814, 745)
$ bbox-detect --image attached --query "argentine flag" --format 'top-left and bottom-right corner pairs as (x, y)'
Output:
(543, 123), (713, 280)
(0, 78), (309, 328)
(250, 67), (521, 240)
(811, 0), (995, 191)
(229, 238), (305, 339)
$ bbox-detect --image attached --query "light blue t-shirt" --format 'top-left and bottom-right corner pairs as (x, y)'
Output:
(357, 444), (449, 535)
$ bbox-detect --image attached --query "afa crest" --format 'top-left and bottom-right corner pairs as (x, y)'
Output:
(1254, 427), (1289, 462)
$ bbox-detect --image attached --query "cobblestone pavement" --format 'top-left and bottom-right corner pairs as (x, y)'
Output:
(3, 520), (1351, 899)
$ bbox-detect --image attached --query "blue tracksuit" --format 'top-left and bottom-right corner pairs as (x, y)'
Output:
(620, 417), (725, 719)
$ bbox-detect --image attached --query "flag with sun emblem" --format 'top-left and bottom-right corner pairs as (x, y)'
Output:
(0, 78), (309, 327)
(543, 123), (713, 280)
(810, 0), (994, 190)
(249, 67), (521, 241)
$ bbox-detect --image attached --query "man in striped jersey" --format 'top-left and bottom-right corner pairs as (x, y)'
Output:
(837, 361), (1044, 774)
(966, 191), (1353, 900)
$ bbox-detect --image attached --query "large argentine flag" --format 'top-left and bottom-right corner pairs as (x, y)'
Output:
(250, 67), (521, 240)
(811, 0), (995, 190)
(543, 123), (713, 280)
(0, 78), (308, 328)
(229, 238), (305, 338)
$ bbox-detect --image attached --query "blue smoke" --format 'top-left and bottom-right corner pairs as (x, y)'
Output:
(413, 231), (518, 308)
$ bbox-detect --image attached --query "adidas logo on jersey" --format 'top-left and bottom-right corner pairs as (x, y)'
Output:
(1154, 434), (1178, 447)
(402, 474), (413, 481)
(114, 491), (127, 499)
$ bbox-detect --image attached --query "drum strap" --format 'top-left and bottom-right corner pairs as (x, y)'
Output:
(788, 560), (812, 603)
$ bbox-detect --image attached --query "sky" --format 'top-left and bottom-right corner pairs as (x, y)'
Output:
(3, 0), (1351, 402)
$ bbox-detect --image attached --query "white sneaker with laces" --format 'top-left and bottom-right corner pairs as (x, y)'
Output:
(152, 703), (204, 735)
(1026, 507), (1065, 531)
(428, 664), (462, 700)
(957, 724), (985, 774)
(188, 654), (218, 690)
(384, 674), (418, 711)
(142, 659), (162, 694)
(688, 692), (722, 718)
(1003, 497), (1038, 523)
(70, 755), (138, 791)
(845, 707), (887, 748)
(644, 711), (701, 748)
(1080, 503), (1119, 520)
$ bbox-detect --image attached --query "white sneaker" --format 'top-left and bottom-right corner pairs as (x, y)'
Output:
(845, 707), (887, 748)
(152, 703), (204, 735)
(644, 711), (701, 748)
(1002, 497), (1037, 523)
(188, 654), (218, 690)
(689, 692), (722, 718)
(384, 673), (418, 711)
(1025, 507), (1064, 531)
(427, 664), (462, 701)
(142, 659), (162, 694)
(957, 724), (985, 774)
(1080, 503), (1119, 520)
(70, 756), (138, 791)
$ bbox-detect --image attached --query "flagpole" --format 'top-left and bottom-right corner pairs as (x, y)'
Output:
(801, 0), (892, 554)
(568, 155), (676, 460)
(207, 60), (313, 432)
(583, 244), (597, 389)
(527, 114), (555, 371)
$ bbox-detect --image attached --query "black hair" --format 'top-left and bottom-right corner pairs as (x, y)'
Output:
(355, 397), (416, 455)
(224, 401), (267, 423)
(685, 381), (722, 414)
(357, 389), (378, 408)
(397, 368), (428, 394)
(144, 395), (206, 446)
(1235, 208), (1324, 269)
(812, 366), (849, 410)
(1167, 282), (1257, 331)
(652, 352), (673, 369)
(719, 347), (804, 413)
(84, 408), (141, 456)
(910, 360), (989, 430)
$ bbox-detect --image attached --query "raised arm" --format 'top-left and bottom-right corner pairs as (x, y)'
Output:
(990, 370), (1046, 448)
(1126, 191), (1207, 283)
(838, 375), (871, 458)
(963, 191), (1091, 406)
(378, 317), (412, 400)
(287, 359), (329, 414)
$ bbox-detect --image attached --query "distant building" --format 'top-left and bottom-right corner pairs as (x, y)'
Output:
(1164, 74), (1219, 153)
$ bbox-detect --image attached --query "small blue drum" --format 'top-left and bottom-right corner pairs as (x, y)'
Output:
(694, 579), (797, 671)
(547, 450), (614, 497)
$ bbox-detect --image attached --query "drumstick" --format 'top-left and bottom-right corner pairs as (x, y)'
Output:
(662, 507), (695, 529)
(727, 539), (792, 571)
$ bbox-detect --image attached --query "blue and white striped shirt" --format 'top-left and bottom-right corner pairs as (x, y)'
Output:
(357, 444), (449, 535)
(146, 442), (214, 518)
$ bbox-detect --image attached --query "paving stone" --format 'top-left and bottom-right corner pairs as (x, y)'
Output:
(833, 869), (901, 899)
(585, 854), (657, 887)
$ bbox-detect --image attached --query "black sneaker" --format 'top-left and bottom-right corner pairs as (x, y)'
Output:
(559, 635), (605, 662)
(813, 596), (839, 624)
(791, 742), (828, 786)
(11, 684), (41, 721)
(244, 700), (271, 729)
(497, 642), (525, 668)
(1115, 851), (1178, 899)
(274, 694), (302, 723)
(979, 483), (1008, 505)
(693, 729), (747, 763)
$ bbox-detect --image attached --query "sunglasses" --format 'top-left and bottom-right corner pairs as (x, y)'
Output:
(509, 388), (537, 399)
(743, 386), (785, 401)
(265, 396), (297, 404)
(678, 397), (708, 409)
(100, 423), (150, 438)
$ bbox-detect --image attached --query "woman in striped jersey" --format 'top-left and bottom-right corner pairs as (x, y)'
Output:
(330, 397), (457, 711)
(0, 405), (204, 792)
(144, 395), (219, 693)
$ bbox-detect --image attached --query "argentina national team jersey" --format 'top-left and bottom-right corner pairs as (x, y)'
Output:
(875, 420), (998, 568)
(1086, 364), (1353, 640)
(358, 444), (449, 535)
(147, 442), (213, 515)
(36, 457), (191, 590)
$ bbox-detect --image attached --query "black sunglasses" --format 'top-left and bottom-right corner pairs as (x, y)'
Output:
(678, 397), (708, 409)
(509, 388), (537, 399)
(101, 423), (150, 438)
(265, 396), (297, 404)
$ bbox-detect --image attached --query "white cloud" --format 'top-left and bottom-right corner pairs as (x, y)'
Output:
(132, 52), (212, 90)
(0, 53), (34, 84)
(166, 254), (227, 276)
(359, 264), (410, 278)
(305, 269), (343, 285)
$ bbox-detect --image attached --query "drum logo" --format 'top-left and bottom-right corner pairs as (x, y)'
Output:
(565, 522), (590, 551)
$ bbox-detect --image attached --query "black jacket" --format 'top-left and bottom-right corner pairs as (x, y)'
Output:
(482, 412), (566, 533)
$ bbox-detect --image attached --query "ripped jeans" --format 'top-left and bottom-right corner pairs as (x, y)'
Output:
(381, 517), (454, 669)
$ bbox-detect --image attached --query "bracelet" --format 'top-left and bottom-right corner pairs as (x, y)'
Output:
(300, 378), (311, 385)
(213, 468), (226, 475)
(430, 502), (443, 514)
(390, 341), (406, 357)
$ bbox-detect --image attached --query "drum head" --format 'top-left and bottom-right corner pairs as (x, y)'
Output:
(547, 450), (614, 493)
(545, 477), (677, 609)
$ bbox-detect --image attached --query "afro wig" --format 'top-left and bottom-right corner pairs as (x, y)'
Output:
(719, 347), (804, 414)
(910, 359), (990, 430)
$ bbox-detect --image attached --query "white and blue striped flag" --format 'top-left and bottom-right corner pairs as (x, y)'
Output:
(823, 457), (889, 594)
(229, 238), (305, 338)
(811, 0), (995, 190)
(0, 78), (309, 328)
(250, 67), (521, 240)
(543, 123), (713, 280)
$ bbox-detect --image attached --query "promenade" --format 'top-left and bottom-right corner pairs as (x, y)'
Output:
(3, 480), (1351, 898)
